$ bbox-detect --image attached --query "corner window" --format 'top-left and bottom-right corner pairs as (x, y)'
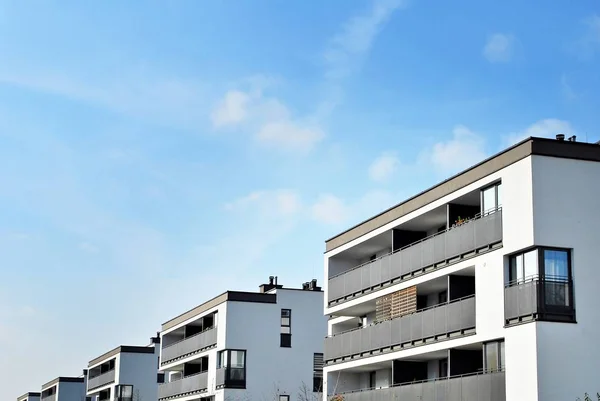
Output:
(216, 349), (246, 389)
(115, 385), (133, 401)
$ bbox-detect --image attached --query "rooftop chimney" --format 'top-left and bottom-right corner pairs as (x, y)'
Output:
(556, 133), (565, 141)
(302, 279), (321, 291)
(568, 135), (577, 142)
(260, 276), (283, 293)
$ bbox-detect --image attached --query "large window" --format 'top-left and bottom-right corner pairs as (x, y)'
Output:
(280, 309), (291, 347)
(217, 349), (246, 389)
(115, 385), (133, 401)
(483, 340), (505, 372)
(506, 247), (574, 323)
(481, 183), (502, 214)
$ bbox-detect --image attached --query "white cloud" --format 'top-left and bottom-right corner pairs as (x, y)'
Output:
(211, 88), (324, 152)
(483, 33), (515, 63)
(210, 90), (251, 127)
(311, 194), (349, 225)
(324, 0), (406, 80)
(503, 119), (574, 147)
(224, 190), (302, 217)
(368, 152), (399, 182)
(561, 74), (577, 101)
(429, 125), (487, 173)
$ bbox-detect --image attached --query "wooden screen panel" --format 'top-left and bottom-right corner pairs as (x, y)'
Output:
(376, 286), (417, 322)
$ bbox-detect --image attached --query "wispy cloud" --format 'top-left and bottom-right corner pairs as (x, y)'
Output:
(503, 119), (574, 147)
(575, 14), (600, 59)
(368, 152), (399, 182)
(561, 73), (578, 101)
(324, 0), (407, 80)
(224, 190), (302, 217)
(483, 33), (516, 63)
(0, 66), (208, 129)
(310, 190), (396, 226)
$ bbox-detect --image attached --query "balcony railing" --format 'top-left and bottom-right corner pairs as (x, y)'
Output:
(41, 395), (56, 401)
(504, 275), (574, 324)
(158, 372), (208, 399)
(325, 295), (475, 363)
(328, 209), (502, 304)
(216, 367), (246, 389)
(335, 370), (505, 401)
(161, 327), (217, 365)
(87, 369), (116, 391)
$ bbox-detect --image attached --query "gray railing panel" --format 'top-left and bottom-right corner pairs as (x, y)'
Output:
(505, 281), (540, 321)
(463, 297), (476, 328)
(421, 236), (435, 268)
(42, 395), (56, 401)
(410, 312), (422, 340)
(328, 210), (503, 303)
(492, 372), (506, 401)
(447, 299), (463, 333)
(462, 375), (479, 401)
(421, 307), (435, 338)
(158, 372), (208, 399)
(448, 377), (462, 400)
(215, 368), (225, 387)
(436, 380), (448, 401)
(88, 369), (115, 390)
(162, 328), (217, 363)
(400, 313), (411, 342)
(477, 373), (493, 401)
(434, 303), (447, 336)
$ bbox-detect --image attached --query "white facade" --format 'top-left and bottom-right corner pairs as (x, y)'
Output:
(86, 342), (161, 401)
(159, 279), (327, 401)
(322, 138), (600, 401)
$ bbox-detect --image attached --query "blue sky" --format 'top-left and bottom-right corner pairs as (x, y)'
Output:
(1, 0), (599, 398)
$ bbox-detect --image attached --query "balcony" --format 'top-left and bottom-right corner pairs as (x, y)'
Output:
(335, 370), (505, 401)
(158, 372), (208, 400)
(328, 209), (502, 304)
(161, 328), (217, 365)
(41, 395), (56, 401)
(87, 369), (116, 391)
(504, 276), (575, 325)
(325, 296), (476, 363)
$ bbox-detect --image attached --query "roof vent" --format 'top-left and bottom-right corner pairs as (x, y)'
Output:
(260, 276), (282, 293)
(556, 133), (565, 141)
(568, 135), (577, 142)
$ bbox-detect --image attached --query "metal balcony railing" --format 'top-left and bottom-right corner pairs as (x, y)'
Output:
(324, 295), (475, 363)
(504, 275), (574, 324)
(41, 395), (56, 401)
(158, 372), (208, 399)
(328, 209), (502, 304)
(87, 369), (116, 391)
(335, 370), (505, 401)
(161, 327), (217, 365)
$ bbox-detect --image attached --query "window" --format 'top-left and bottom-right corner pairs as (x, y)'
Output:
(313, 353), (324, 392)
(279, 396), (289, 401)
(369, 372), (376, 388)
(484, 341), (505, 372)
(281, 309), (291, 347)
(115, 385), (133, 401)
(438, 290), (447, 304)
(217, 349), (246, 389)
(481, 183), (502, 214)
(439, 358), (448, 378)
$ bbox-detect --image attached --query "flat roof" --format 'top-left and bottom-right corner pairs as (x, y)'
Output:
(325, 137), (600, 253)
(41, 377), (84, 391)
(18, 393), (41, 401)
(88, 345), (155, 368)
(161, 291), (277, 331)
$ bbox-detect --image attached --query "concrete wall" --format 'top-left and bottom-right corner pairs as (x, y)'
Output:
(531, 155), (600, 400)
(119, 349), (159, 401)
(221, 289), (326, 401)
(57, 382), (85, 401)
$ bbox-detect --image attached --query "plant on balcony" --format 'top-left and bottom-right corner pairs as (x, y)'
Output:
(453, 216), (469, 227)
(329, 395), (344, 401)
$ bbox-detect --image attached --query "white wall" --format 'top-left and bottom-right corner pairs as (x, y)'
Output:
(531, 155), (600, 400)
(57, 382), (85, 401)
(118, 349), (159, 401)
(223, 289), (326, 401)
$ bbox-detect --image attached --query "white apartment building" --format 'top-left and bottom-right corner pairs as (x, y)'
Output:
(41, 377), (86, 401)
(86, 338), (161, 401)
(17, 392), (41, 401)
(158, 277), (326, 401)
(322, 136), (600, 401)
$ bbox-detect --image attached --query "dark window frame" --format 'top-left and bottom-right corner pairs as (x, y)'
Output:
(217, 349), (247, 389)
(280, 309), (292, 348)
(506, 246), (575, 323)
(279, 396), (290, 401)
